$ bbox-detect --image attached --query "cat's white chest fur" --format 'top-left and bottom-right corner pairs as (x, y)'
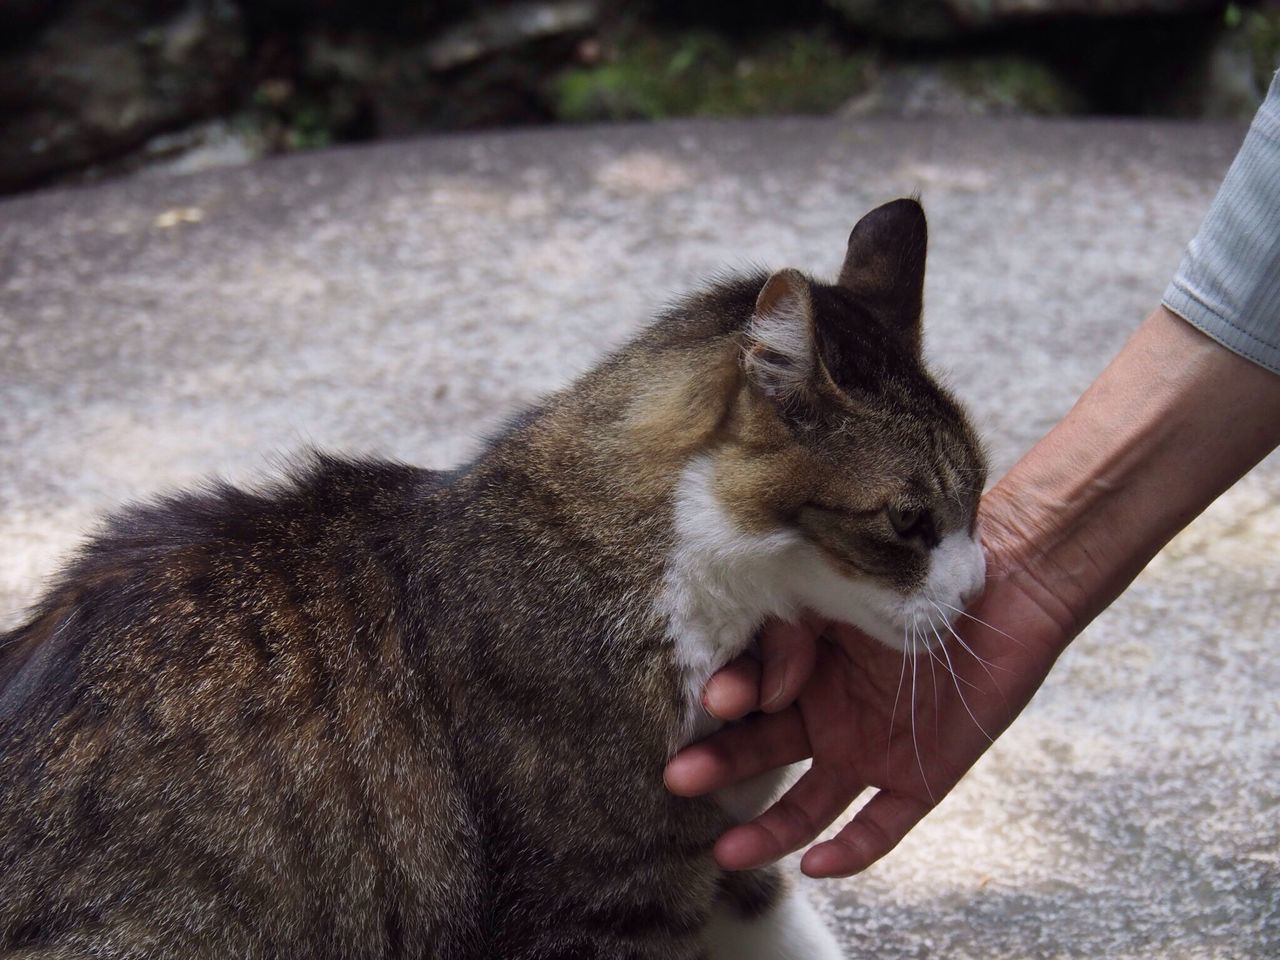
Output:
(659, 457), (810, 822)
(661, 458), (802, 739)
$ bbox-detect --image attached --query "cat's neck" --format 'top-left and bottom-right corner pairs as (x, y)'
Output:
(492, 333), (743, 537)
(529, 336), (802, 741)
(451, 320), (781, 744)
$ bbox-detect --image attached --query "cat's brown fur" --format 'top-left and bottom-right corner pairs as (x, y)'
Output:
(0, 199), (985, 958)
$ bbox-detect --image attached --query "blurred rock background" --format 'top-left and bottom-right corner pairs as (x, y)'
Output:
(1, 0), (1278, 195)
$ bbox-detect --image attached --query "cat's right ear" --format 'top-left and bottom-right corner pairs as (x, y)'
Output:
(742, 269), (815, 404)
(837, 197), (927, 355)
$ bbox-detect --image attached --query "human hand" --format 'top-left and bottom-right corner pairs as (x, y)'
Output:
(664, 500), (1072, 878)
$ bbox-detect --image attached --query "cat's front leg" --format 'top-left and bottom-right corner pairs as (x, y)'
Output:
(507, 928), (711, 960)
(705, 868), (843, 960)
(0, 936), (219, 960)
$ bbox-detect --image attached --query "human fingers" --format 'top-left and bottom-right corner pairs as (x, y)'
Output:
(799, 789), (932, 878)
(758, 618), (821, 713)
(663, 707), (810, 797)
(713, 764), (866, 871)
(702, 656), (762, 721)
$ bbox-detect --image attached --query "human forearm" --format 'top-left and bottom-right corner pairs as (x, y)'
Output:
(982, 305), (1280, 643)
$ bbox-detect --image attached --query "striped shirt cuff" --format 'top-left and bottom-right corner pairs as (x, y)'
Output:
(1161, 71), (1280, 378)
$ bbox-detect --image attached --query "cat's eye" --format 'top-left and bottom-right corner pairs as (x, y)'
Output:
(887, 505), (931, 541)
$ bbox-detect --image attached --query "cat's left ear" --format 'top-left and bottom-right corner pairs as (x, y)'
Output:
(837, 197), (927, 355)
(742, 268), (815, 404)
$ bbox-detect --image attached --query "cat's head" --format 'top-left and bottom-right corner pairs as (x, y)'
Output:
(704, 199), (987, 651)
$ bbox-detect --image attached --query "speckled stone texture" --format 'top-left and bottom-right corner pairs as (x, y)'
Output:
(1, 117), (1276, 957)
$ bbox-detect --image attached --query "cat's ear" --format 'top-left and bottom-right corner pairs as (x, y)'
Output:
(837, 198), (927, 355)
(742, 268), (815, 403)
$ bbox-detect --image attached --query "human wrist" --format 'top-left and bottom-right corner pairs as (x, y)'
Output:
(980, 306), (1280, 646)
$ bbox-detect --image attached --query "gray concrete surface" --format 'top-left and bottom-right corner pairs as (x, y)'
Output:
(1, 117), (1276, 957)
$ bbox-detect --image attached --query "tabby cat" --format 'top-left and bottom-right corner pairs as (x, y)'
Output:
(0, 198), (986, 959)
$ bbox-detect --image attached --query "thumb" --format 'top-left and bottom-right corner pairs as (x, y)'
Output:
(758, 617), (822, 713)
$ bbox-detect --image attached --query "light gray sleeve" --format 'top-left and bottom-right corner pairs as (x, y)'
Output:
(1161, 71), (1280, 377)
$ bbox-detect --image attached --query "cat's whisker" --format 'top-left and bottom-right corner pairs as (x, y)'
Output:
(931, 622), (994, 744)
(929, 599), (1017, 718)
(918, 614), (940, 724)
(908, 628), (935, 805)
(887, 624), (909, 775)
(927, 599), (1015, 678)
(922, 636), (950, 746)
(925, 619), (983, 694)
(925, 603), (985, 664)
(947, 625), (1018, 677)
(934, 599), (1028, 650)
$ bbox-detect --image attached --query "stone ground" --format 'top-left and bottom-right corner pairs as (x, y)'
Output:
(1, 117), (1276, 957)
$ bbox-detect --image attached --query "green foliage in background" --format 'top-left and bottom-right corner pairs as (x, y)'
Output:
(943, 57), (1086, 115)
(251, 82), (336, 152)
(1227, 2), (1280, 93)
(553, 29), (871, 122)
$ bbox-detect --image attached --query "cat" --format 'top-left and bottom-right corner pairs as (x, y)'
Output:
(0, 198), (987, 959)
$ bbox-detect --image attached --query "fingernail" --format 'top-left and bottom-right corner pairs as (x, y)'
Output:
(701, 678), (721, 713)
(663, 753), (696, 792)
(762, 667), (785, 711)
